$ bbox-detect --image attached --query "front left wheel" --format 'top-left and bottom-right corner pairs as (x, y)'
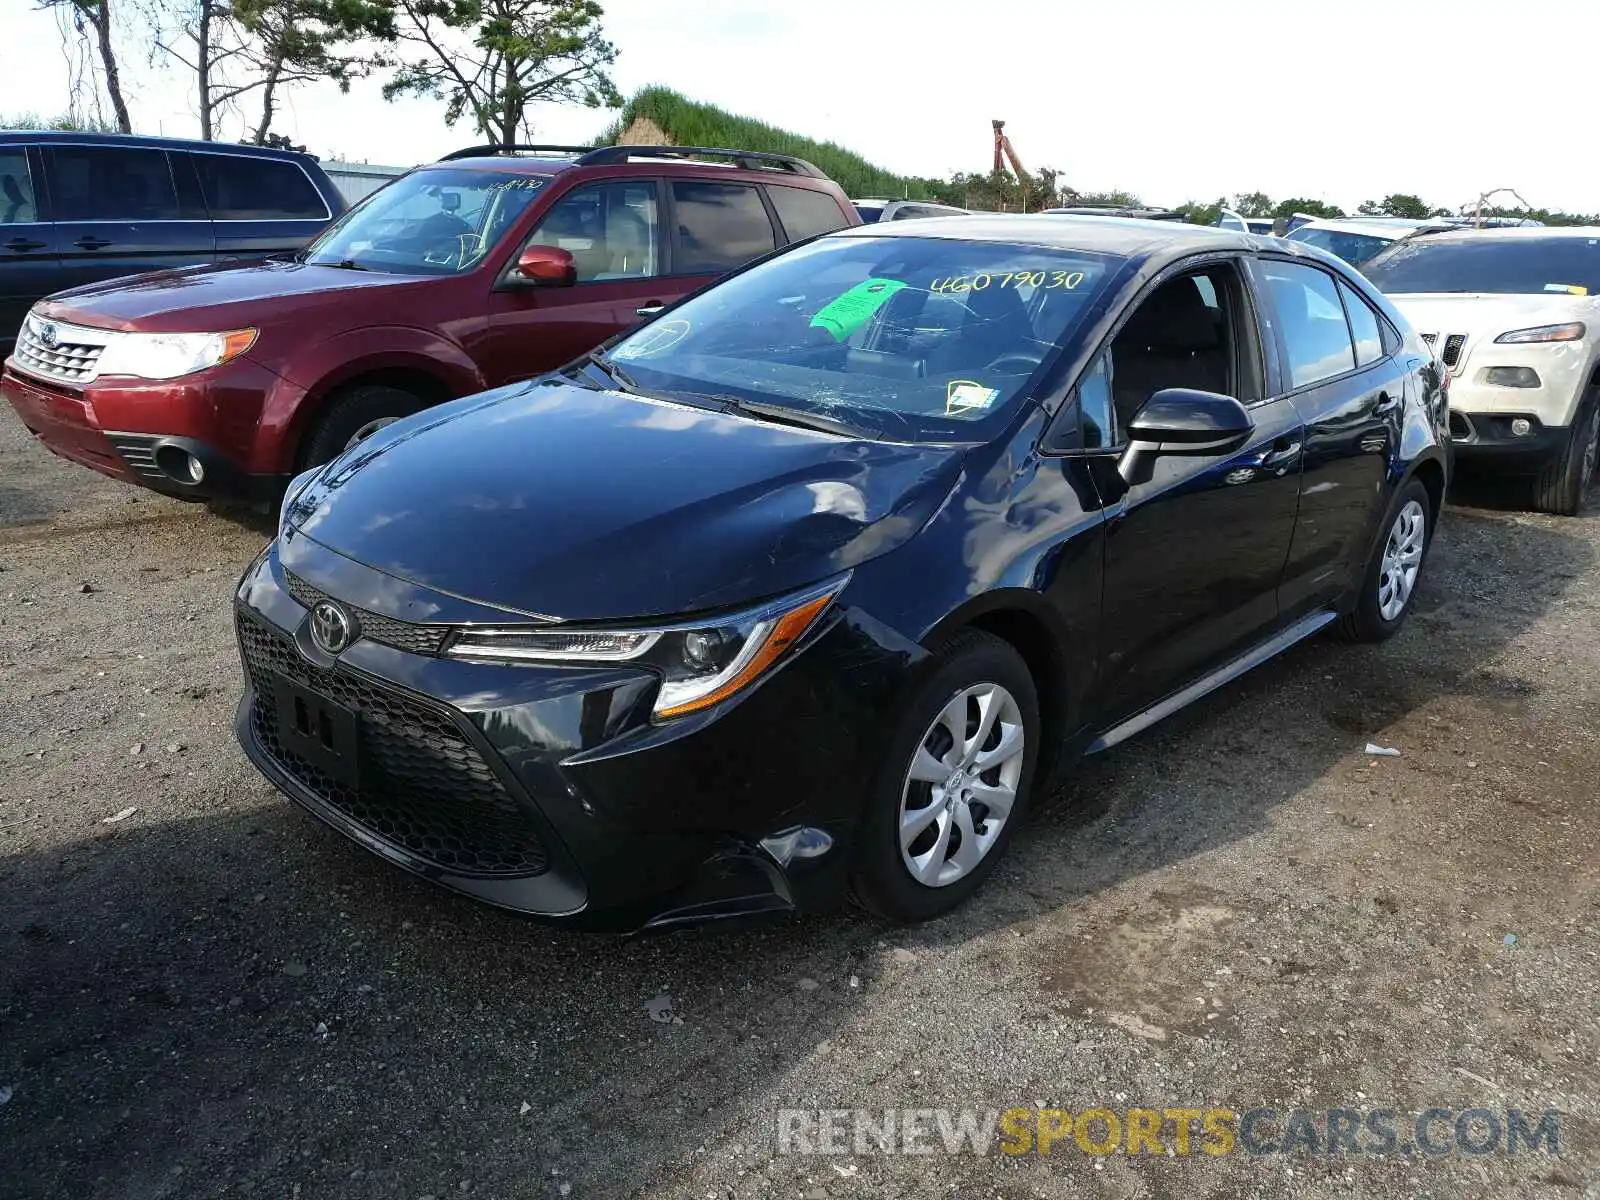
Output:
(850, 630), (1040, 923)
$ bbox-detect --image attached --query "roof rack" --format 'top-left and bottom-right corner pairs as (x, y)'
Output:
(438, 143), (595, 161)
(575, 145), (826, 177)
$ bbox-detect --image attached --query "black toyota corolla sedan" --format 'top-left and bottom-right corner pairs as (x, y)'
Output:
(233, 216), (1450, 931)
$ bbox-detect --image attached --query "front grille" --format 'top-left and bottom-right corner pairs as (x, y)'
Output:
(238, 608), (549, 876)
(1441, 334), (1468, 369)
(283, 571), (454, 656)
(13, 318), (108, 386)
(1420, 333), (1437, 349)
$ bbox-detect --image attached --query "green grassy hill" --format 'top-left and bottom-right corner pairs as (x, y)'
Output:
(596, 87), (935, 200)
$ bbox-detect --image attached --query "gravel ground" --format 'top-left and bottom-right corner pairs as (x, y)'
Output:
(1, 412), (1597, 1200)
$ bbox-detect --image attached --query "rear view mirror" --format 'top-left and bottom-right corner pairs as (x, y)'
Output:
(513, 245), (577, 287)
(1127, 388), (1253, 454)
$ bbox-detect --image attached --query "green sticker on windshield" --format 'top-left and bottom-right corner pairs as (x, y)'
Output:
(809, 277), (906, 342)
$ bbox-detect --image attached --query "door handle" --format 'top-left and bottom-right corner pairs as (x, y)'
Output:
(74, 236), (113, 251)
(1259, 437), (1302, 470)
(3, 238), (45, 252)
(1375, 391), (1401, 414)
(635, 304), (664, 318)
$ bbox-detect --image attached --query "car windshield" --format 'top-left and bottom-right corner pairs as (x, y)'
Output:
(605, 235), (1121, 441)
(1365, 236), (1600, 295)
(1288, 227), (1393, 266)
(301, 168), (548, 275)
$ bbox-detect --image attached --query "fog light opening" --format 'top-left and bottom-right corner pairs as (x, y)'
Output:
(1510, 418), (1533, 437)
(154, 444), (206, 484)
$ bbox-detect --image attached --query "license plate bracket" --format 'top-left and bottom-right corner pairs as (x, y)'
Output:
(269, 673), (361, 790)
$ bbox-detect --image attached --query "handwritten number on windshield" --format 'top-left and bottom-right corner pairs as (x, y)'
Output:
(929, 270), (1087, 294)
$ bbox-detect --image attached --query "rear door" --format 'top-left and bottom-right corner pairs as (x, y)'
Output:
(484, 178), (670, 385)
(664, 177), (779, 294)
(1255, 258), (1400, 617)
(0, 145), (58, 354)
(764, 183), (852, 244)
(188, 149), (336, 261)
(43, 143), (215, 291)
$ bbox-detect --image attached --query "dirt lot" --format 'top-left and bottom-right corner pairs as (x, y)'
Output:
(1, 412), (1597, 1200)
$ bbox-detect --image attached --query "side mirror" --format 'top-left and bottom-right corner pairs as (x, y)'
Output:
(512, 245), (577, 286)
(1120, 388), (1253, 485)
(1127, 388), (1253, 454)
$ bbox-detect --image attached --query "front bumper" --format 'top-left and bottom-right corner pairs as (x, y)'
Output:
(1, 360), (289, 501)
(232, 534), (919, 931)
(1448, 409), (1569, 470)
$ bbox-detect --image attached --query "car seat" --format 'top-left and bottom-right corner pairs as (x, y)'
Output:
(1, 175), (31, 224)
(1110, 277), (1229, 427)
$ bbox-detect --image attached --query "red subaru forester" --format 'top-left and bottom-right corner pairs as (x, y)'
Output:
(1, 144), (857, 500)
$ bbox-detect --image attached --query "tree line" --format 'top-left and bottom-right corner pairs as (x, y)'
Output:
(33, 0), (620, 148)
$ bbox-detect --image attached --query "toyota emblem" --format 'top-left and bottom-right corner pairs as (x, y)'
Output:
(37, 322), (58, 349)
(309, 600), (354, 654)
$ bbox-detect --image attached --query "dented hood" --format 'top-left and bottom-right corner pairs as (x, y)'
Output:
(287, 378), (966, 621)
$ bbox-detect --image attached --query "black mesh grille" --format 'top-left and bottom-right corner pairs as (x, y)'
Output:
(1442, 334), (1467, 368)
(283, 571), (454, 656)
(238, 608), (549, 876)
(1420, 332), (1437, 349)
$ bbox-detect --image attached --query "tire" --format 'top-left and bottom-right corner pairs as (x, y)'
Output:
(1336, 478), (1433, 643)
(849, 629), (1040, 923)
(1531, 389), (1600, 516)
(300, 385), (427, 470)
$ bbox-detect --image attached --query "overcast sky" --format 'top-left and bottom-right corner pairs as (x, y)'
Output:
(2, 0), (1594, 214)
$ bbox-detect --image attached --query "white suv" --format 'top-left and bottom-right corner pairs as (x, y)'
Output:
(1366, 227), (1600, 514)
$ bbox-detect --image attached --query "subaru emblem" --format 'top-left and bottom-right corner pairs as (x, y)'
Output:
(309, 600), (354, 654)
(37, 322), (58, 349)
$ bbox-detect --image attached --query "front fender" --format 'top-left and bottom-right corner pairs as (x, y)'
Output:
(257, 328), (488, 472)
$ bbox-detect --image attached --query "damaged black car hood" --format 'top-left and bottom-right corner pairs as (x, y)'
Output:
(286, 377), (967, 621)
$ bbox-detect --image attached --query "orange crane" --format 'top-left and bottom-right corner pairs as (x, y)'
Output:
(991, 120), (1029, 212)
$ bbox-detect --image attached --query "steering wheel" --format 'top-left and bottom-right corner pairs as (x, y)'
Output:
(983, 351), (1046, 375)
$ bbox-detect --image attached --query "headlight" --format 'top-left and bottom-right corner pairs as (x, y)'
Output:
(1494, 322), (1585, 344)
(445, 576), (848, 719)
(96, 328), (257, 380)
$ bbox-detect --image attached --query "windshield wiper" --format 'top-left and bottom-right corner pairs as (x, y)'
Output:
(322, 259), (369, 272)
(580, 350), (645, 394)
(699, 394), (869, 439)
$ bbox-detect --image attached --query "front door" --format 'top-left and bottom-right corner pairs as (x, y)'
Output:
(1089, 262), (1305, 723)
(0, 146), (57, 354)
(486, 179), (680, 386)
(43, 144), (215, 295)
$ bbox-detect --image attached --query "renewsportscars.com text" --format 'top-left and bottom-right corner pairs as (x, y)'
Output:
(776, 1107), (1562, 1158)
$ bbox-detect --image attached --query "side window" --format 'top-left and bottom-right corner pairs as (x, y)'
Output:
(670, 180), (776, 273)
(47, 146), (181, 221)
(526, 182), (660, 282)
(0, 150), (37, 224)
(1107, 269), (1236, 433)
(1339, 279), (1385, 367)
(766, 185), (849, 243)
(193, 154), (328, 220)
(1261, 260), (1356, 388)
(1078, 351), (1114, 449)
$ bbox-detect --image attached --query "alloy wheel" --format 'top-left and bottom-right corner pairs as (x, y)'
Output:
(898, 682), (1025, 888)
(1377, 499), (1426, 621)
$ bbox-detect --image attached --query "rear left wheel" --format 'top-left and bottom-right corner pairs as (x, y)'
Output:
(850, 630), (1039, 923)
(1336, 478), (1433, 643)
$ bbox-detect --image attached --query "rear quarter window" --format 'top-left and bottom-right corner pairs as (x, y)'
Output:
(766, 184), (850, 243)
(193, 153), (329, 220)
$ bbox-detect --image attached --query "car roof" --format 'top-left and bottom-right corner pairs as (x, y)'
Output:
(830, 213), (1257, 257)
(1294, 217), (1433, 237)
(0, 129), (319, 162)
(1400, 225), (1600, 243)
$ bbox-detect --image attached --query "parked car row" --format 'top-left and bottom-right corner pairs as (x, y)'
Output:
(0, 131), (1587, 933)
(2, 137), (857, 497)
